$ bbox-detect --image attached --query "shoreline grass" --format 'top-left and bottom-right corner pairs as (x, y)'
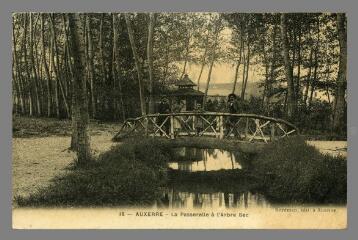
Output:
(15, 138), (169, 207)
(252, 136), (347, 204)
(15, 135), (347, 207)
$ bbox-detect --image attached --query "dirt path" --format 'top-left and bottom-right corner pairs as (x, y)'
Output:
(12, 132), (119, 199)
(306, 141), (347, 157)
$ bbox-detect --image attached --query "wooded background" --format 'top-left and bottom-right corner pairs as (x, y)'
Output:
(12, 13), (347, 135)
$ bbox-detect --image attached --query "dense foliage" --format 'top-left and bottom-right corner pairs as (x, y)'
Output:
(252, 136), (346, 204)
(12, 13), (346, 135)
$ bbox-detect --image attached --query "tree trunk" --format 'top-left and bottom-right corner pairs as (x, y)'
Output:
(113, 13), (126, 121)
(98, 14), (107, 115)
(241, 50), (246, 98)
(52, 14), (70, 118)
(147, 13), (155, 114)
(68, 13), (91, 165)
(303, 47), (314, 105)
(203, 19), (221, 109)
(241, 40), (250, 100)
(262, 57), (269, 107)
(12, 49), (21, 114)
(41, 14), (52, 117)
(203, 58), (215, 109)
(267, 24), (278, 107)
(179, 34), (191, 80)
(232, 59), (241, 94)
(99, 14), (106, 82)
(296, 24), (302, 102)
(324, 42), (332, 105)
(86, 16), (96, 118)
(125, 13), (146, 116)
(197, 32), (210, 91)
(232, 30), (243, 94)
(308, 17), (320, 108)
(291, 27), (296, 97)
(107, 16), (114, 117)
(49, 14), (60, 118)
(12, 18), (25, 114)
(325, 64), (331, 104)
(29, 13), (42, 116)
(280, 13), (296, 119)
(333, 13), (347, 133)
(308, 45), (319, 108)
(23, 13), (34, 116)
(62, 14), (74, 115)
(163, 36), (170, 81)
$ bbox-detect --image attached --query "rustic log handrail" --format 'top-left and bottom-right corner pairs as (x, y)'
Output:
(113, 112), (299, 143)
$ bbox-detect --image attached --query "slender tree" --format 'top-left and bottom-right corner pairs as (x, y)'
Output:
(41, 14), (52, 117)
(12, 17), (25, 114)
(29, 13), (41, 116)
(113, 14), (126, 120)
(333, 13), (347, 133)
(49, 14), (60, 118)
(232, 24), (244, 94)
(125, 13), (146, 115)
(197, 31), (210, 91)
(86, 15), (96, 118)
(280, 13), (296, 119)
(241, 38), (250, 100)
(203, 17), (222, 108)
(67, 13), (91, 165)
(147, 13), (156, 114)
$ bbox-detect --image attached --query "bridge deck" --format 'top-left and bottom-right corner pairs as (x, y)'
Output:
(113, 112), (299, 143)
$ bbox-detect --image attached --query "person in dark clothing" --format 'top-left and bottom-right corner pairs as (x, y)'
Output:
(227, 94), (239, 114)
(194, 103), (204, 136)
(225, 93), (241, 138)
(157, 97), (170, 136)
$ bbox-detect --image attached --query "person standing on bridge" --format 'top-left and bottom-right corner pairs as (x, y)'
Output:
(194, 103), (204, 136)
(157, 97), (171, 136)
(226, 93), (241, 138)
(227, 93), (239, 114)
(171, 100), (184, 136)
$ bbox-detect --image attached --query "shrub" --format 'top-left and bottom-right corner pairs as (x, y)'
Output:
(252, 136), (347, 204)
(16, 138), (169, 207)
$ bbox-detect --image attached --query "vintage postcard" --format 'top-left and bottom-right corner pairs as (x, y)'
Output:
(12, 12), (347, 229)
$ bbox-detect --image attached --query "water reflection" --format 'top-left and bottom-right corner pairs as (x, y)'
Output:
(168, 147), (242, 172)
(157, 190), (269, 209)
(161, 147), (264, 209)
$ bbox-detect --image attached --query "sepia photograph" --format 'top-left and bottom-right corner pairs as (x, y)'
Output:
(11, 12), (347, 229)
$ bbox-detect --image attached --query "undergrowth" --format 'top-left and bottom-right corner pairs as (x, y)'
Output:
(15, 138), (170, 207)
(252, 136), (347, 204)
(15, 135), (347, 206)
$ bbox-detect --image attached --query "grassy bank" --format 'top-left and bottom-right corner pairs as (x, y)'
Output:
(15, 135), (347, 207)
(252, 136), (347, 204)
(15, 138), (170, 207)
(13, 115), (120, 138)
(14, 137), (254, 207)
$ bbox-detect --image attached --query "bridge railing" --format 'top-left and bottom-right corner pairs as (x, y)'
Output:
(113, 112), (299, 143)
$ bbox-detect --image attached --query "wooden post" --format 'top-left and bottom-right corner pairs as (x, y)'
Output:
(144, 117), (149, 137)
(193, 115), (196, 132)
(219, 115), (224, 139)
(170, 115), (175, 139)
(215, 116), (220, 138)
(245, 117), (249, 140)
(270, 122), (276, 141)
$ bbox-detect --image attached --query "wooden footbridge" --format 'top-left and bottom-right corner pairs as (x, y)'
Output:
(113, 112), (299, 143)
